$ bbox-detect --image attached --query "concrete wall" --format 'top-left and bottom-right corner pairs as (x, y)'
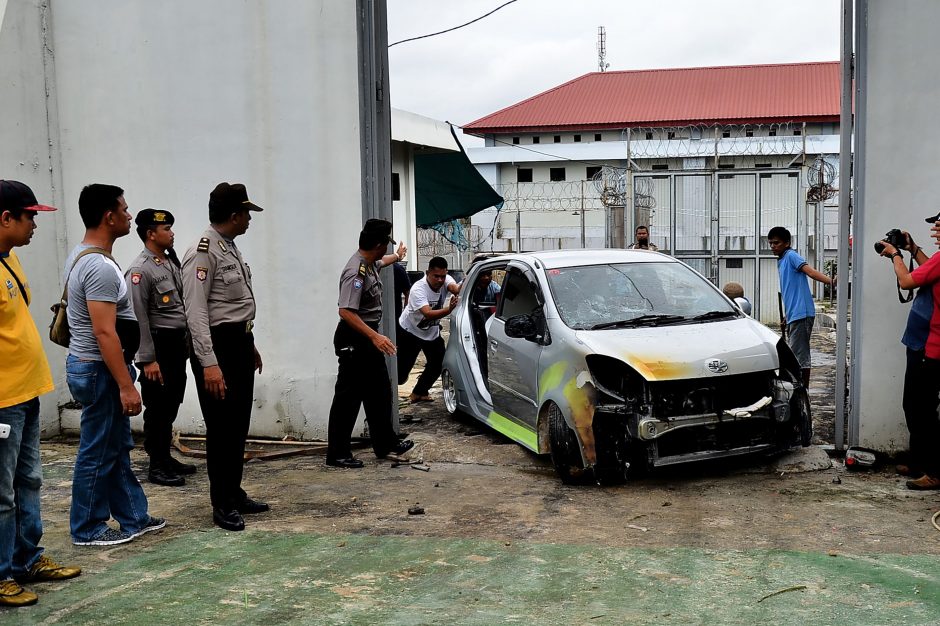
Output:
(852, 0), (940, 451)
(1, 0), (368, 439)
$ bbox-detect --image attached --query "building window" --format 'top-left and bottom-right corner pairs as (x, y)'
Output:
(549, 167), (566, 182)
(755, 163), (772, 169)
(722, 130), (731, 138)
(574, 134), (581, 142)
(667, 131), (676, 140)
(745, 129), (754, 137)
(594, 133), (602, 141)
(726, 258), (744, 269)
(651, 164), (669, 170)
(532, 136), (540, 144)
(391, 172), (400, 201)
(586, 166), (602, 179)
(517, 168), (533, 183)
(553, 135), (561, 143)
(512, 136), (520, 144)
(645, 132), (653, 140)
(718, 163), (736, 169)
(793, 129), (802, 136)
(768, 129), (777, 137)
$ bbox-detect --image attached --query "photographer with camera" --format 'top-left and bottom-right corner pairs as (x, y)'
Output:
(877, 227), (940, 490)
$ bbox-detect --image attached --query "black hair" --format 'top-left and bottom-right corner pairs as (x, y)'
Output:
(78, 184), (124, 229)
(427, 256), (448, 271)
(767, 226), (792, 244)
(359, 230), (388, 250)
(209, 205), (245, 225)
(635, 225), (649, 233)
(3, 206), (31, 220)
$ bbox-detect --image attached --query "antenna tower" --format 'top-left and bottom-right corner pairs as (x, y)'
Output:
(597, 26), (609, 72)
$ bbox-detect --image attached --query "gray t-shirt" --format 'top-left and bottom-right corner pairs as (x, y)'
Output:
(65, 244), (136, 360)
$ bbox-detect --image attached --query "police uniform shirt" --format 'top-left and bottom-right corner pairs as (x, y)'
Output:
(337, 252), (383, 323)
(182, 227), (256, 368)
(125, 249), (186, 363)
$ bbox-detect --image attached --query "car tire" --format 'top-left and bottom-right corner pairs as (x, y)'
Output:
(442, 369), (459, 416)
(548, 402), (594, 485)
(792, 387), (813, 447)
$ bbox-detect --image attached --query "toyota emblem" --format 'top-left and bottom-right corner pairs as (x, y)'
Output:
(706, 359), (729, 374)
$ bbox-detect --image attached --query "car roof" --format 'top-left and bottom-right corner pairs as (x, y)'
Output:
(478, 248), (678, 270)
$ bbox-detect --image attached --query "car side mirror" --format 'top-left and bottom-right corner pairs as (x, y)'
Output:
(734, 297), (752, 316)
(505, 314), (539, 341)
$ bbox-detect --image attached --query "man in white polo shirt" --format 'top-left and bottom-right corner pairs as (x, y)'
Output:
(397, 256), (460, 403)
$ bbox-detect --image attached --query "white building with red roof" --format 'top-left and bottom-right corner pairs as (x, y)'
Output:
(461, 61), (842, 323)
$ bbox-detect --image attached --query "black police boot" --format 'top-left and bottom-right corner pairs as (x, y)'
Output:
(166, 455), (197, 475)
(212, 508), (245, 531)
(236, 497), (270, 515)
(148, 460), (185, 487)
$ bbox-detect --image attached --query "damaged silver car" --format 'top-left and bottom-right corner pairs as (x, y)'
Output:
(441, 249), (811, 484)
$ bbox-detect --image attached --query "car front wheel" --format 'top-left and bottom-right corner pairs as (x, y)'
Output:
(548, 402), (593, 485)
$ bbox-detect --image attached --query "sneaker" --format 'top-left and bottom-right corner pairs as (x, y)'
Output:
(130, 516), (167, 539)
(0, 579), (38, 607)
(906, 474), (940, 490)
(15, 555), (82, 583)
(73, 527), (133, 547)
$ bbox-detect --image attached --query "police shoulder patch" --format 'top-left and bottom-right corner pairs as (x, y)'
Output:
(358, 262), (367, 277)
(196, 237), (210, 253)
(130, 272), (142, 285)
(353, 278), (363, 290)
(218, 240), (228, 253)
(196, 267), (208, 282)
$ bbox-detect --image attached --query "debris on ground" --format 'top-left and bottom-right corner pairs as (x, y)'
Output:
(412, 464), (431, 472)
(757, 585), (808, 603)
(408, 505), (425, 515)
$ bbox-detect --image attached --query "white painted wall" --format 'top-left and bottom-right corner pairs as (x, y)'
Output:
(2, 0), (367, 439)
(852, 0), (940, 452)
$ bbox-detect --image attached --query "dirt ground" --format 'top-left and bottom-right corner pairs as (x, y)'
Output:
(34, 327), (939, 556)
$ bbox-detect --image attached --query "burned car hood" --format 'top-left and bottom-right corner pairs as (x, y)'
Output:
(574, 318), (780, 381)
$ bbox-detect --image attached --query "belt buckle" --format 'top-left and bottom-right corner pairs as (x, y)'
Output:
(246, 320), (254, 333)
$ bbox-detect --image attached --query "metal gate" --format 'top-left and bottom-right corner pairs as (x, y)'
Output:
(633, 169), (803, 325)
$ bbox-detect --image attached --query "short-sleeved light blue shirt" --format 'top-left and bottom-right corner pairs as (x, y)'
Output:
(778, 248), (815, 323)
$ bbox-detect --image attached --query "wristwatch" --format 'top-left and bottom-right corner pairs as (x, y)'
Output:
(891, 252), (903, 260)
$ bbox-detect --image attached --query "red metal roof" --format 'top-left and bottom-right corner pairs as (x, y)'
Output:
(464, 61), (840, 134)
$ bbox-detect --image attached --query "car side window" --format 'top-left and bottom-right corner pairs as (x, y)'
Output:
(497, 270), (539, 321)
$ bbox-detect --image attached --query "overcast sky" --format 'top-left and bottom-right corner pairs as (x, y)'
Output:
(387, 0), (842, 144)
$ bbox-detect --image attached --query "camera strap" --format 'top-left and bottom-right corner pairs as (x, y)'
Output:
(897, 256), (914, 303)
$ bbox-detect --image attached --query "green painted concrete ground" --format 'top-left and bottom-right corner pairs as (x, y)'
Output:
(13, 532), (940, 625)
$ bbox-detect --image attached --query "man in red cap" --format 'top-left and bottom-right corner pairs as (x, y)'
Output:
(0, 180), (81, 607)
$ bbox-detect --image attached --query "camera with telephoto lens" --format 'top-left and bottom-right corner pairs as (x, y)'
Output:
(873, 228), (906, 255)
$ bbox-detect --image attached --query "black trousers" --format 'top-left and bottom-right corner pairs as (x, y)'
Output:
(139, 328), (188, 462)
(327, 321), (398, 460)
(396, 329), (445, 396)
(905, 351), (940, 477)
(191, 324), (255, 509)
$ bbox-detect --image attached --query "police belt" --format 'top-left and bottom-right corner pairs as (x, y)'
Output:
(210, 320), (255, 335)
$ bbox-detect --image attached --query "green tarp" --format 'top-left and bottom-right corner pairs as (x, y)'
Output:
(414, 148), (503, 228)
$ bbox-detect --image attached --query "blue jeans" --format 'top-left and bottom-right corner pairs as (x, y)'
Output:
(66, 356), (150, 542)
(0, 398), (44, 580)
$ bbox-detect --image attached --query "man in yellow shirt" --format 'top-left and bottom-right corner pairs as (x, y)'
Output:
(0, 180), (81, 608)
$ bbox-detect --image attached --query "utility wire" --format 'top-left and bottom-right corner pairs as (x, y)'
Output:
(389, 0), (519, 48)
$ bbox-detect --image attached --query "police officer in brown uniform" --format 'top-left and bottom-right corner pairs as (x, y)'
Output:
(181, 183), (266, 531)
(326, 219), (415, 468)
(125, 209), (196, 487)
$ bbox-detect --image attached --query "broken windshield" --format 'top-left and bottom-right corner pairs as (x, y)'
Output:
(545, 262), (737, 330)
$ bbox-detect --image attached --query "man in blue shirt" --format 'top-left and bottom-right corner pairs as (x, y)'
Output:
(767, 226), (835, 388)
